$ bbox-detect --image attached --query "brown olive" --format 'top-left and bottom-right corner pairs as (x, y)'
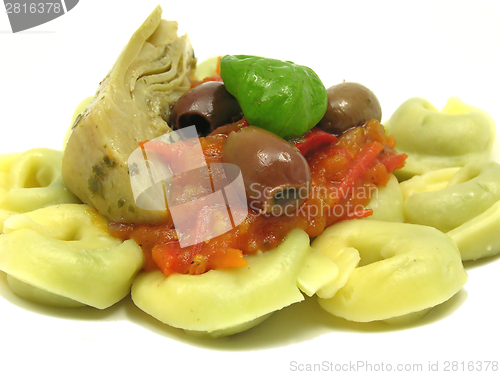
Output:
(317, 82), (382, 136)
(169, 81), (243, 136)
(222, 126), (311, 215)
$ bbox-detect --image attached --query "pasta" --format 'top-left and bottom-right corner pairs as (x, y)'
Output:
(384, 97), (496, 180)
(131, 229), (337, 337)
(6, 274), (85, 308)
(401, 160), (500, 260)
(0, 204), (144, 308)
(312, 220), (467, 322)
(0, 148), (80, 232)
(365, 174), (404, 223)
(448, 200), (500, 261)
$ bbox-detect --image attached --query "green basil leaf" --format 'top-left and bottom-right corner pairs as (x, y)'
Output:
(220, 55), (327, 139)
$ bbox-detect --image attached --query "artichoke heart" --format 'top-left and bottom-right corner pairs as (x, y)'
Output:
(62, 5), (196, 224)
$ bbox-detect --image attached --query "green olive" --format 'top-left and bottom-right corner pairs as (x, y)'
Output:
(317, 82), (382, 136)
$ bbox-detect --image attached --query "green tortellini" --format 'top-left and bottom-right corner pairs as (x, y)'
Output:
(401, 160), (500, 260)
(365, 174), (404, 223)
(312, 219), (467, 323)
(5, 274), (85, 308)
(0, 204), (144, 308)
(131, 229), (337, 337)
(0, 148), (80, 232)
(384, 97), (496, 180)
(448, 200), (500, 261)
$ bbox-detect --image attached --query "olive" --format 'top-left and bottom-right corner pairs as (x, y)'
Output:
(317, 82), (382, 136)
(222, 126), (311, 216)
(169, 81), (243, 136)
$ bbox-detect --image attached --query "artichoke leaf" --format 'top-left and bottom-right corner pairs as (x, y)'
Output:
(62, 6), (196, 224)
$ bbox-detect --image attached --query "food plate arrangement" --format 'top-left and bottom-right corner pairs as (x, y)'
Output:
(1, 1), (499, 373)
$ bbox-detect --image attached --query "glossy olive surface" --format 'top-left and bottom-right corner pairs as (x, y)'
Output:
(169, 81), (242, 136)
(317, 82), (382, 136)
(222, 126), (311, 215)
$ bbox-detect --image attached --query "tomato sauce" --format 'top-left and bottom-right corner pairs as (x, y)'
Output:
(109, 119), (406, 277)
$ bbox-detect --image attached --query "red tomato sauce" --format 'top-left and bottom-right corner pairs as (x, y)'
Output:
(109, 119), (406, 277)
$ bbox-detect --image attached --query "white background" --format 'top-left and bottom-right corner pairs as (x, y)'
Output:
(1, 1), (499, 374)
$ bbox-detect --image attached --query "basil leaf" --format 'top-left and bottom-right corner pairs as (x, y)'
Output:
(220, 55), (327, 139)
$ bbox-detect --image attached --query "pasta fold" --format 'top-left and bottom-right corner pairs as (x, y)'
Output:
(0, 148), (80, 232)
(0, 204), (144, 308)
(313, 220), (467, 322)
(365, 174), (404, 223)
(448, 200), (500, 261)
(384, 97), (495, 180)
(131, 229), (337, 337)
(401, 160), (500, 260)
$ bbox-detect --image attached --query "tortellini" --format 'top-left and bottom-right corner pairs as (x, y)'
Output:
(448, 201), (500, 261)
(0, 148), (80, 232)
(365, 174), (404, 223)
(401, 160), (500, 260)
(5, 274), (85, 308)
(384, 97), (496, 180)
(193, 56), (219, 81)
(0, 204), (144, 308)
(131, 229), (337, 337)
(312, 219), (468, 323)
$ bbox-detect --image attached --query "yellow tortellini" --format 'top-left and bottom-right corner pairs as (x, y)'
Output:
(0, 204), (144, 309)
(384, 97), (496, 180)
(311, 219), (468, 323)
(131, 229), (338, 338)
(401, 160), (500, 260)
(0, 148), (80, 232)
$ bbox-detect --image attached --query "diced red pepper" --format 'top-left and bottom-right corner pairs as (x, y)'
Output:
(290, 127), (338, 158)
(378, 149), (408, 174)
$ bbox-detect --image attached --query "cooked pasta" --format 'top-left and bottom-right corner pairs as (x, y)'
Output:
(401, 160), (500, 260)
(365, 174), (404, 223)
(0, 204), (144, 308)
(384, 97), (496, 180)
(312, 220), (467, 322)
(131, 229), (338, 337)
(448, 200), (500, 261)
(0, 148), (80, 232)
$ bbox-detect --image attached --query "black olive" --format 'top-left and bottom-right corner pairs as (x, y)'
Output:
(317, 82), (382, 136)
(222, 126), (311, 216)
(169, 81), (243, 136)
